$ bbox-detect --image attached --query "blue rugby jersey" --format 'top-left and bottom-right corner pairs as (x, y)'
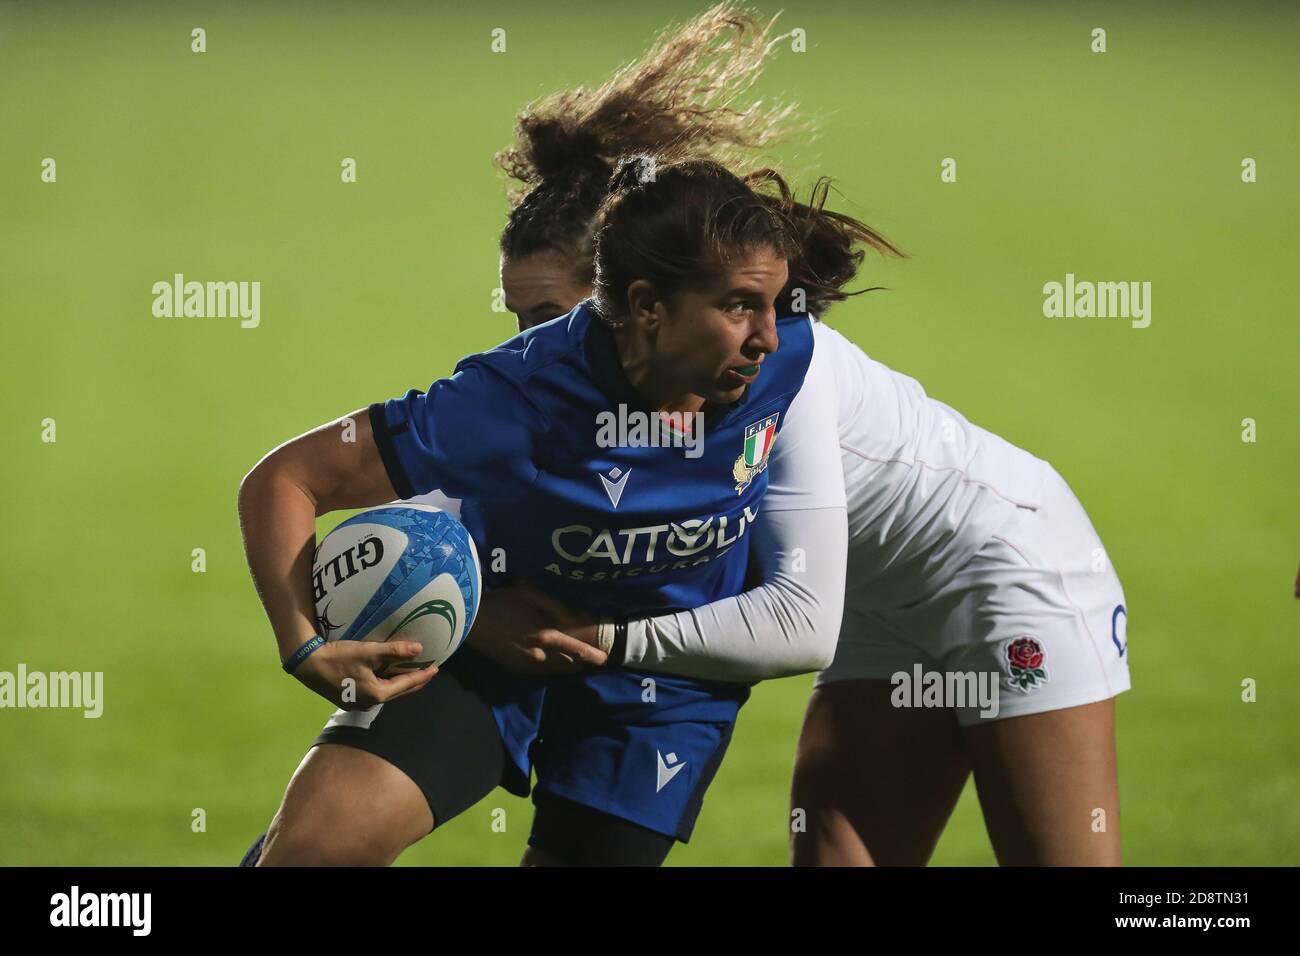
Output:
(367, 301), (813, 833)
(370, 301), (811, 619)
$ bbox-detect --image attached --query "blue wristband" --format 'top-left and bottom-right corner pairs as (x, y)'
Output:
(283, 635), (326, 674)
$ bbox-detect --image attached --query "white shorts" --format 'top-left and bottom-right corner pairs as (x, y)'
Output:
(818, 468), (1131, 726)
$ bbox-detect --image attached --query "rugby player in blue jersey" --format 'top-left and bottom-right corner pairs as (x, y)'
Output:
(238, 146), (889, 866)
(238, 6), (863, 868)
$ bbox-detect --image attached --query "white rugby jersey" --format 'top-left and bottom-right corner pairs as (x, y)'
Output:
(619, 321), (1053, 680)
(810, 321), (1051, 608)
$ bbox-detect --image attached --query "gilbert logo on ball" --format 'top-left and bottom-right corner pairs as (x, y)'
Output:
(312, 504), (481, 672)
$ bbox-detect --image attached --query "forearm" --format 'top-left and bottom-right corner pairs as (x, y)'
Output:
(237, 410), (397, 662)
(238, 463), (321, 662)
(618, 505), (848, 682)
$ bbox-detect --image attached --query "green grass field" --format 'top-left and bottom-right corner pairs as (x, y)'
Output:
(2, 0), (1296, 866)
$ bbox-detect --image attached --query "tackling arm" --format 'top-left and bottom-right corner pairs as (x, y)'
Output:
(613, 337), (850, 681)
(617, 504), (847, 680)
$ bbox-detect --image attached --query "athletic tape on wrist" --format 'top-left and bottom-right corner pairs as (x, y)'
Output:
(596, 619), (616, 655)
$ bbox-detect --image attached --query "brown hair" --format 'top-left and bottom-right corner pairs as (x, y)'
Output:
(498, 2), (904, 317)
(497, 3), (800, 276)
(590, 156), (798, 325)
(748, 172), (905, 317)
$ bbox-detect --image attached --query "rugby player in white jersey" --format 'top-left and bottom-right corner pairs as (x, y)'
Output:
(501, 303), (1130, 867)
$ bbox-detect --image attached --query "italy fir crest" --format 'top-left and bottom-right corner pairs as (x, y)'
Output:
(733, 414), (779, 493)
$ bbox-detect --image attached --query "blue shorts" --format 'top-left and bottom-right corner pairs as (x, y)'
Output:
(452, 650), (749, 842)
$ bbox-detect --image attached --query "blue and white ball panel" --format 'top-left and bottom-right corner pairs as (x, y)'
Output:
(312, 504), (482, 669)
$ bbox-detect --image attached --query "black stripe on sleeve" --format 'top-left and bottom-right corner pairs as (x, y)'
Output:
(367, 402), (417, 500)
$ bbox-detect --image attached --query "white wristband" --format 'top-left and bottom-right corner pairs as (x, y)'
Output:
(596, 618), (617, 655)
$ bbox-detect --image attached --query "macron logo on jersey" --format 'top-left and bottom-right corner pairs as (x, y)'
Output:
(656, 750), (687, 792)
(598, 467), (631, 508)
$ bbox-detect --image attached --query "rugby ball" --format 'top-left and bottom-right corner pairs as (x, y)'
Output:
(311, 504), (482, 672)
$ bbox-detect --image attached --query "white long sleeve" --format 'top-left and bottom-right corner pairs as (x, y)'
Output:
(619, 342), (849, 681)
(620, 504), (847, 680)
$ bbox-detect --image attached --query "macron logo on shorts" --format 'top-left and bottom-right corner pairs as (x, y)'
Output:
(656, 750), (687, 792)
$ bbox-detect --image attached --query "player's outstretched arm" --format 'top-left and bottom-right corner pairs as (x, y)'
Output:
(616, 504), (847, 681)
(461, 506), (846, 682)
(616, 346), (850, 680)
(237, 410), (437, 707)
(461, 493), (848, 681)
